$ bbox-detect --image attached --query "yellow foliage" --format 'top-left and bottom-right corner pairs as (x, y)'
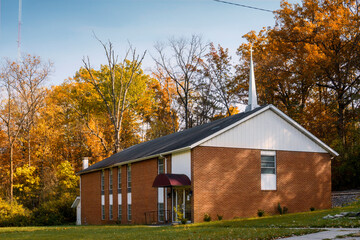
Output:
(0, 198), (29, 220)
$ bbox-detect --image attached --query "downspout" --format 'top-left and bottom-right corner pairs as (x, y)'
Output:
(163, 155), (168, 222)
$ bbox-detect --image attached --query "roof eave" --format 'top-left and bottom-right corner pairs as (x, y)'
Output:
(77, 146), (192, 175)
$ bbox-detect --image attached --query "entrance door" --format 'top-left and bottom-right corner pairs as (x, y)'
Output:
(172, 188), (191, 222)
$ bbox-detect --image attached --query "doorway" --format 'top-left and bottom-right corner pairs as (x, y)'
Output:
(172, 188), (191, 222)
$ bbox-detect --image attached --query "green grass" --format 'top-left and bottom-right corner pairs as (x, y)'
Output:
(199, 201), (360, 229)
(0, 225), (319, 240)
(0, 202), (359, 240)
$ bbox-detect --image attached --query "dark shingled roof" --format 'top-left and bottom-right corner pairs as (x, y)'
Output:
(78, 105), (267, 174)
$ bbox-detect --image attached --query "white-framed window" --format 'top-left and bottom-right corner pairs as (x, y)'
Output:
(127, 165), (131, 193)
(118, 167), (121, 193)
(109, 168), (113, 194)
(128, 204), (132, 221)
(101, 170), (105, 195)
(261, 151), (276, 190)
(158, 158), (164, 174)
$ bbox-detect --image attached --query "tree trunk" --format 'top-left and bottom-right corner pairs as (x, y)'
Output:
(10, 144), (14, 203)
(114, 129), (121, 154)
(337, 101), (347, 149)
(28, 130), (31, 167)
(184, 105), (188, 129)
(184, 90), (189, 129)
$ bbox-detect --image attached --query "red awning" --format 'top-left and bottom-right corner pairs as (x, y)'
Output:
(152, 173), (191, 188)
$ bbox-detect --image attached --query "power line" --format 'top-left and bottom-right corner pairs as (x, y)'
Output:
(213, 0), (273, 13)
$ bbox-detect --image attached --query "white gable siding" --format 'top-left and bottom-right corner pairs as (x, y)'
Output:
(201, 109), (327, 153)
(171, 150), (191, 179)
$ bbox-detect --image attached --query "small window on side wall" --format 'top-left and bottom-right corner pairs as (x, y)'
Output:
(101, 205), (105, 220)
(128, 204), (132, 221)
(118, 204), (122, 221)
(127, 165), (131, 193)
(109, 168), (113, 194)
(109, 204), (113, 220)
(261, 151), (276, 190)
(101, 170), (105, 195)
(118, 167), (122, 193)
(158, 158), (164, 174)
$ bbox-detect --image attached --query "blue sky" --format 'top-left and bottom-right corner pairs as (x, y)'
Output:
(0, 0), (300, 86)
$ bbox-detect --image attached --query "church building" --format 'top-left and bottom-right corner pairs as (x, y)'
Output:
(75, 49), (338, 225)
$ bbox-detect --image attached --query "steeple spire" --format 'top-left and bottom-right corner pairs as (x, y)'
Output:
(245, 45), (259, 112)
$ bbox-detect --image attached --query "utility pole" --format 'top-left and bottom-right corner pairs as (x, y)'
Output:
(18, 0), (22, 61)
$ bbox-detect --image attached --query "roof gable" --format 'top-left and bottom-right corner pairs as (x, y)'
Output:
(200, 105), (336, 155)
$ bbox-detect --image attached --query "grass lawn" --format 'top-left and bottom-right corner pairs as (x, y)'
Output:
(0, 225), (319, 240)
(0, 202), (359, 240)
(200, 201), (360, 229)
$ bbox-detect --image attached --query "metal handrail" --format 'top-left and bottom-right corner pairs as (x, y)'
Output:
(144, 210), (171, 225)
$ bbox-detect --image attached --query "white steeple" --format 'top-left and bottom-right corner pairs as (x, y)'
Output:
(245, 45), (259, 112)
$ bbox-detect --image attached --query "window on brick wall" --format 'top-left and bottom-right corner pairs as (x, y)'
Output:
(109, 168), (113, 194)
(101, 205), (105, 220)
(101, 170), (105, 195)
(158, 202), (164, 222)
(109, 204), (113, 220)
(127, 165), (131, 193)
(261, 151), (276, 190)
(158, 158), (164, 174)
(118, 167), (121, 193)
(118, 204), (122, 221)
(128, 204), (132, 221)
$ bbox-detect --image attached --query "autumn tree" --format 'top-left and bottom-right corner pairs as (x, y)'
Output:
(13, 166), (40, 209)
(33, 84), (91, 183)
(235, 0), (360, 189)
(154, 35), (208, 129)
(200, 43), (238, 117)
(0, 55), (51, 202)
(144, 73), (178, 140)
(77, 40), (146, 154)
(236, 31), (317, 123)
(192, 76), (219, 125)
(273, 0), (360, 147)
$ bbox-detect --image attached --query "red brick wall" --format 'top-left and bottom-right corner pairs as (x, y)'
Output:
(131, 158), (158, 224)
(191, 146), (331, 222)
(81, 171), (101, 225)
(121, 165), (127, 223)
(112, 167), (118, 223)
(81, 158), (159, 225)
(81, 147), (331, 224)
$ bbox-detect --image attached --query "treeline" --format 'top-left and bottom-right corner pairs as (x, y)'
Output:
(0, 0), (359, 225)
